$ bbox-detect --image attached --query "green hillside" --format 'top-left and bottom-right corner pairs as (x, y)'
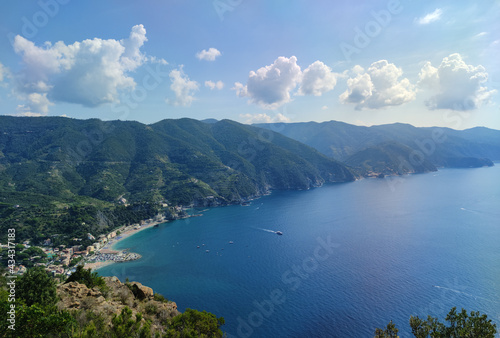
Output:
(0, 116), (355, 245)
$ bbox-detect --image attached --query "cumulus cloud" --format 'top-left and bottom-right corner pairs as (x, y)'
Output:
(340, 60), (416, 109)
(235, 56), (302, 109)
(416, 8), (443, 25)
(418, 53), (496, 110)
(120, 24), (148, 71)
(12, 24), (154, 115)
(239, 112), (291, 124)
(233, 82), (248, 97)
(196, 48), (221, 61)
(297, 61), (338, 96)
(16, 93), (52, 116)
(167, 66), (199, 107)
(205, 80), (224, 90)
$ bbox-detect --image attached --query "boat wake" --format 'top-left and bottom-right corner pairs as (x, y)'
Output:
(433, 285), (493, 302)
(253, 227), (283, 235)
(254, 227), (277, 233)
(460, 207), (480, 214)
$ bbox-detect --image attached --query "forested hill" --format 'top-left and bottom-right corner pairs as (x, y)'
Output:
(0, 116), (354, 206)
(256, 121), (499, 172)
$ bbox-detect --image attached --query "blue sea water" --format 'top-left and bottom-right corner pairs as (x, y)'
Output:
(99, 166), (500, 337)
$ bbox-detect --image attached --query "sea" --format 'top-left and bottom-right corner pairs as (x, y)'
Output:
(98, 165), (500, 337)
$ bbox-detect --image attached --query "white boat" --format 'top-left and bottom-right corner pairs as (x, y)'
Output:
(276, 231), (283, 235)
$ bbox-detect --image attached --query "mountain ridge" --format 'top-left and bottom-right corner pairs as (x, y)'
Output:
(255, 120), (499, 171)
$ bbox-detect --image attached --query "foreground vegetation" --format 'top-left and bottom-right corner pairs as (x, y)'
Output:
(0, 266), (225, 337)
(375, 308), (497, 337)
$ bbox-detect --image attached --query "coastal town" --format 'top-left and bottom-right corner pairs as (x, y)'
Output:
(0, 216), (167, 278)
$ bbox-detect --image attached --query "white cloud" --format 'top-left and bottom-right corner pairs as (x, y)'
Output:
(418, 53), (496, 111)
(239, 112), (291, 124)
(0, 62), (6, 83)
(352, 65), (365, 74)
(167, 66), (199, 107)
(321, 105), (328, 110)
(205, 80), (224, 90)
(416, 8), (443, 25)
(473, 32), (488, 39)
(235, 56), (302, 109)
(120, 24), (148, 71)
(340, 60), (416, 109)
(297, 61), (338, 96)
(233, 82), (248, 97)
(196, 48), (221, 61)
(16, 93), (52, 116)
(12, 25), (153, 115)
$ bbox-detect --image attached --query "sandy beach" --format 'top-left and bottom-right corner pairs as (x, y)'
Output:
(84, 260), (115, 271)
(85, 220), (166, 271)
(109, 221), (161, 250)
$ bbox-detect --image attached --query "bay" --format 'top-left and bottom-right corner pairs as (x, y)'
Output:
(99, 165), (500, 337)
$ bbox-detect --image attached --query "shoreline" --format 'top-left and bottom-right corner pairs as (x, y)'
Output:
(109, 221), (161, 251)
(85, 220), (165, 271)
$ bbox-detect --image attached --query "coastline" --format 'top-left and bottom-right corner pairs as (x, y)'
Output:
(85, 220), (165, 271)
(109, 221), (161, 251)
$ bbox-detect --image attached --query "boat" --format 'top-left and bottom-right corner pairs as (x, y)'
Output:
(276, 231), (283, 235)
(229, 241), (234, 244)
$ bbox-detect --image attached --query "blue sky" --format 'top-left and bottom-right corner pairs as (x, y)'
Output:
(0, 0), (499, 129)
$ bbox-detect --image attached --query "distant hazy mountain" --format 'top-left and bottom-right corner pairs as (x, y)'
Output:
(344, 142), (438, 177)
(0, 117), (355, 206)
(256, 121), (498, 174)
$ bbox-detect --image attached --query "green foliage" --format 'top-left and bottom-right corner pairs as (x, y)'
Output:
(377, 307), (497, 338)
(0, 245), (47, 268)
(110, 307), (151, 338)
(153, 293), (169, 303)
(16, 266), (57, 307)
(145, 302), (158, 315)
(375, 320), (399, 337)
(65, 265), (105, 290)
(69, 256), (83, 267)
(165, 308), (225, 338)
(0, 271), (75, 337)
(409, 307), (497, 338)
(10, 304), (76, 338)
(71, 308), (108, 338)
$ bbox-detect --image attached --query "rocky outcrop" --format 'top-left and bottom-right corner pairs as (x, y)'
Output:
(57, 276), (179, 333)
(129, 281), (154, 300)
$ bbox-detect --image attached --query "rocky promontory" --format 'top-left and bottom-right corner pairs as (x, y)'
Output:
(57, 277), (179, 334)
